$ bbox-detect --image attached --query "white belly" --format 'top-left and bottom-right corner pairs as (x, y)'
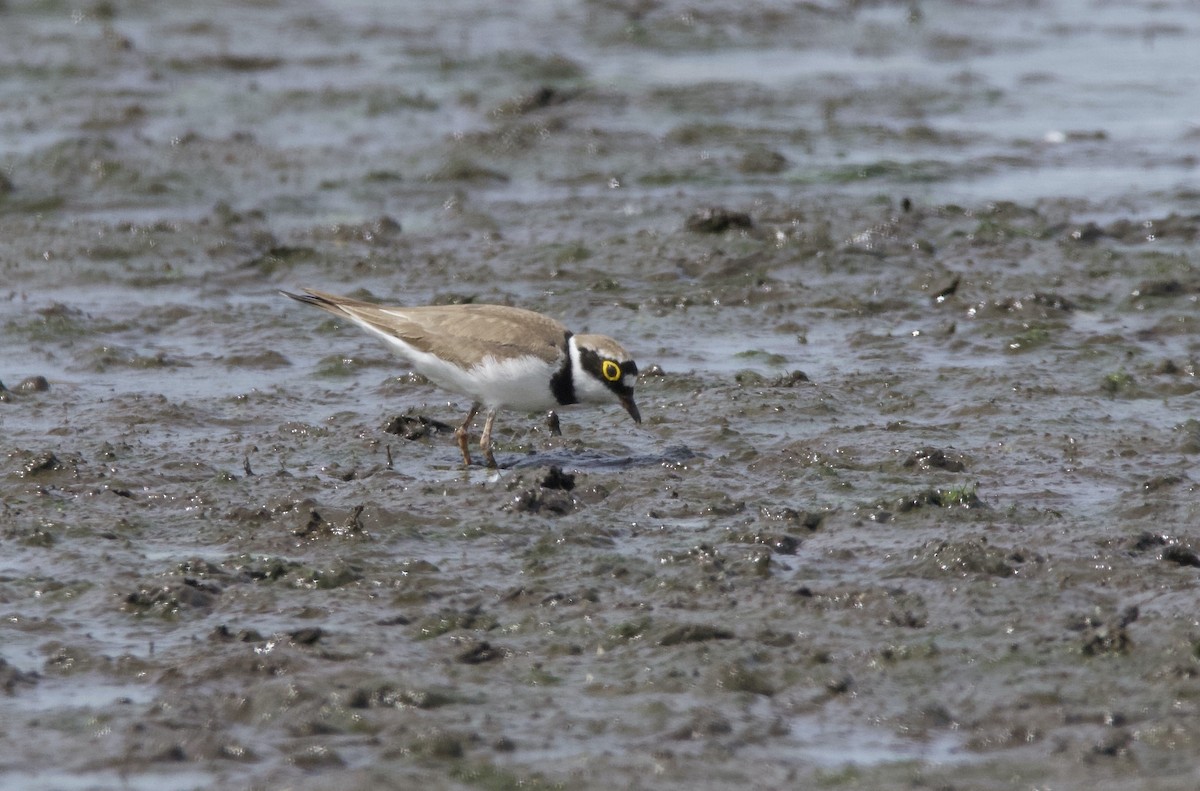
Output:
(400, 346), (559, 412)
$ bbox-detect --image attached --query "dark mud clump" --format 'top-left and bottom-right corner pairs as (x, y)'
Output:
(383, 414), (454, 440)
(685, 206), (754, 233)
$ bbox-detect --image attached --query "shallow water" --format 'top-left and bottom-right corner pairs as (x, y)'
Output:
(4, 1), (1200, 789)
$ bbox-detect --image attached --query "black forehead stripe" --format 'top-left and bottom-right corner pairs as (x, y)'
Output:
(580, 348), (636, 373)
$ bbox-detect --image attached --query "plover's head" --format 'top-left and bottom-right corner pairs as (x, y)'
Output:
(571, 334), (641, 423)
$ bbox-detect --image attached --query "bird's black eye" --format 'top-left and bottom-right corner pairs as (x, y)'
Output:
(601, 360), (621, 382)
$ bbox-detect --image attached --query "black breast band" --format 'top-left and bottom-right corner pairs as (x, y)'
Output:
(549, 332), (576, 405)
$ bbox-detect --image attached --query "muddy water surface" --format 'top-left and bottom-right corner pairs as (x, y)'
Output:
(3, 1), (1200, 789)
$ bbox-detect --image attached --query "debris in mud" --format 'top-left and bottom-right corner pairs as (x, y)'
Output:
(731, 530), (801, 555)
(294, 507), (330, 537)
(1104, 212), (1200, 243)
(10, 525), (56, 548)
(0, 380), (8, 403)
(1027, 292), (1077, 311)
(223, 349), (291, 369)
(843, 218), (932, 256)
(501, 585), (598, 608)
(1005, 325), (1053, 353)
(1155, 359), (1195, 377)
(232, 556), (300, 583)
(293, 505), (368, 539)
(758, 506), (825, 531)
(660, 543), (726, 577)
(540, 465), (575, 491)
(300, 562), (364, 591)
(983, 292), (1077, 315)
(658, 623), (735, 646)
(210, 625), (266, 643)
(86, 344), (188, 371)
(1126, 531), (1169, 552)
(289, 627), (324, 646)
(417, 605), (498, 640)
(903, 446), (967, 472)
(932, 275), (960, 302)
(215, 741), (258, 763)
(149, 743), (189, 763)
(245, 244), (318, 273)
(348, 684), (463, 710)
(668, 709), (733, 740)
(30, 302), (88, 337)
(290, 744), (346, 769)
(1132, 278), (1194, 299)
(702, 495), (745, 516)
(509, 486), (575, 515)
(177, 558), (229, 579)
(715, 660), (775, 696)
(733, 370), (775, 386)
(1100, 370), (1135, 395)
(907, 702), (958, 734)
(21, 450), (63, 477)
(1180, 419), (1200, 454)
(1091, 730), (1135, 759)
(685, 206), (753, 233)
(457, 640), (508, 664)
(383, 414), (453, 439)
(14, 375), (50, 393)
(1077, 606), (1139, 656)
(887, 606), (927, 629)
(1067, 222), (1105, 243)
(1162, 545), (1200, 568)
(426, 156), (510, 183)
(125, 578), (222, 615)
(493, 84), (580, 116)
(769, 370), (810, 387)
(908, 538), (1018, 578)
(1, 657), (39, 694)
(737, 146), (788, 174)
(377, 614), (413, 626)
(895, 484), (983, 511)
(321, 214), (402, 243)
(508, 468), (579, 514)
(408, 728), (470, 759)
(795, 585), (930, 629)
(1142, 474), (1185, 492)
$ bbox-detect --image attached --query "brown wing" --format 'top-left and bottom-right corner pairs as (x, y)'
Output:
(288, 289), (570, 369)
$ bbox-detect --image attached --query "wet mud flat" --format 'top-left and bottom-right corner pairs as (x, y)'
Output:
(4, 1), (1200, 789)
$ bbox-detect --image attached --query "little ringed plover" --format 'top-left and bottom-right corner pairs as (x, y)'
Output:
(282, 288), (641, 468)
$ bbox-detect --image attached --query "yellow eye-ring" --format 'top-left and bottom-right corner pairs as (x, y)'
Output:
(601, 360), (621, 382)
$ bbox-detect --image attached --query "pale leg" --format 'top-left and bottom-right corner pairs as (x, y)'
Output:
(480, 408), (498, 469)
(455, 402), (481, 467)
